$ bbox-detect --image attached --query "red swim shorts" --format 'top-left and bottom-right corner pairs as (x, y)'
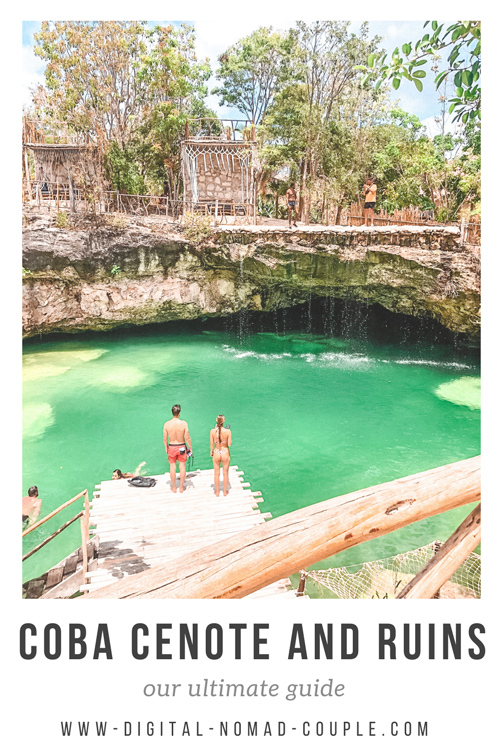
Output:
(167, 444), (187, 464)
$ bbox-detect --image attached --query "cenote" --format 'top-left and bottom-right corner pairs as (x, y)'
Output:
(22, 299), (480, 586)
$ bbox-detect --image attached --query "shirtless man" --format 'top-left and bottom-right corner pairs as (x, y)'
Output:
(286, 182), (298, 228)
(363, 178), (377, 226)
(163, 404), (193, 493)
(22, 486), (42, 528)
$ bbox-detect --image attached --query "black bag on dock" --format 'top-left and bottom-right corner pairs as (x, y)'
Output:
(127, 476), (157, 488)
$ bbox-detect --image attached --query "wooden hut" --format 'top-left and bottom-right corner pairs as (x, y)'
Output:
(23, 142), (100, 210)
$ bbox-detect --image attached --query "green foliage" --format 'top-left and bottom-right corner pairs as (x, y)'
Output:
(105, 142), (147, 195)
(22, 267), (33, 278)
(365, 104), (480, 219)
(131, 24), (214, 199)
(258, 21), (386, 218)
(55, 212), (69, 228)
(356, 21), (481, 123)
(213, 27), (295, 124)
(30, 20), (479, 225)
(33, 21), (151, 142)
(110, 264), (121, 275)
(33, 22), (213, 199)
(257, 197), (275, 218)
(183, 212), (212, 244)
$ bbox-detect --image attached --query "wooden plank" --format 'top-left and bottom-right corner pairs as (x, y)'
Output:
(91, 486), (251, 502)
(95, 524), (267, 545)
(83, 461), (300, 599)
(89, 498), (262, 512)
(89, 510), (262, 524)
(83, 457), (480, 600)
(397, 504), (481, 599)
(89, 508), (265, 527)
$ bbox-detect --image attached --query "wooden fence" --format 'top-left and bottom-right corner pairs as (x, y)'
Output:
(24, 181), (256, 223)
(344, 201), (481, 244)
(22, 489), (91, 584)
(23, 180), (481, 239)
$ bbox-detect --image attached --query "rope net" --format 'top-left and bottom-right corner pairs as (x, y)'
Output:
(304, 541), (481, 599)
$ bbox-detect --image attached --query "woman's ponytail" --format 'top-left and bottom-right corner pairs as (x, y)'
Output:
(216, 414), (224, 444)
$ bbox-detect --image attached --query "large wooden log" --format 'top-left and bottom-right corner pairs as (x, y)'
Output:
(82, 456), (480, 600)
(396, 503), (481, 599)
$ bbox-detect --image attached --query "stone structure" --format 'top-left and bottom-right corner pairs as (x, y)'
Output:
(22, 214), (481, 342)
(181, 122), (259, 219)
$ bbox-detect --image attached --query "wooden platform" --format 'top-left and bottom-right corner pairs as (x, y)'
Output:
(82, 466), (304, 599)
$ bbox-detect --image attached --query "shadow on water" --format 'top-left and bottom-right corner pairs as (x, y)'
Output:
(25, 296), (479, 365)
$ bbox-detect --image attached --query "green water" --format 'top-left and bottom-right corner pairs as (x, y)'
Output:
(22, 312), (480, 585)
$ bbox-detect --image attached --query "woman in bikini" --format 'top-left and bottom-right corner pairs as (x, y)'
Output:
(210, 415), (232, 497)
(112, 462), (146, 480)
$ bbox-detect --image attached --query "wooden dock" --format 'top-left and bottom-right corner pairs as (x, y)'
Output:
(82, 466), (304, 599)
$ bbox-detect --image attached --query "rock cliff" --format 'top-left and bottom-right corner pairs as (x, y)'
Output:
(22, 213), (480, 342)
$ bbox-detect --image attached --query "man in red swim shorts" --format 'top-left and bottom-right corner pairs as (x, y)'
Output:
(163, 404), (193, 493)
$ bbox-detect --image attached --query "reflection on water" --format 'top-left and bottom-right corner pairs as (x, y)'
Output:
(22, 309), (480, 584)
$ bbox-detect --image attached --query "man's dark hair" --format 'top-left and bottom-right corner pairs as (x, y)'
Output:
(172, 404), (181, 416)
(113, 469), (124, 478)
(290, 182), (295, 187)
(28, 486), (38, 497)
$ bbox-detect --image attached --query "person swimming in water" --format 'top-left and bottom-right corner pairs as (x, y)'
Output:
(22, 486), (42, 529)
(210, 415), (232, 497)
(112, 462), (146, 480)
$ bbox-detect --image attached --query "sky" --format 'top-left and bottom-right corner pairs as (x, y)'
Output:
(21, 19), (459, 139)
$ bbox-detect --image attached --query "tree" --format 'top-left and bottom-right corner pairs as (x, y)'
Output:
(131, 24), (213, 200)
(357, 21), (481, 123)
(260, 21), (384, 221)
(33, 21), (151, 145)
(33, 22), (212, 197)
(368, 109), (437, 210)
(363, 108), (480, 220)
(212, 27), (294, 124)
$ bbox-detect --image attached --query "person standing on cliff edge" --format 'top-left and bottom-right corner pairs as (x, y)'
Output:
(163, 404), (193, 493)
(363, 177), (377, 226)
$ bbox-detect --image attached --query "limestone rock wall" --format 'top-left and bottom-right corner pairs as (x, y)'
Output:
(22, 215), (480, 341)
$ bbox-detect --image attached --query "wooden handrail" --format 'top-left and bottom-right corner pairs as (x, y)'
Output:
(23, 488), (91, 585)
(22, 511), (83, 562)
(81, 490), (90, 583)
(22, 489), (88, 537)
(396, 503), (481, 599)
(82, 456), (480, 600)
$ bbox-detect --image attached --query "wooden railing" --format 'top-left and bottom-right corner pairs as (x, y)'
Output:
(185, 117), (255, 141)
(23, 182), (255, 224)
(23, 180), (480, 239)
(22, 489), (91, 583)
(82, 456), (480, 600)
(343, 202), (480, 243)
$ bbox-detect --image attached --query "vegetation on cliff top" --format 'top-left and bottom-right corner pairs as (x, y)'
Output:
(27, 20), (480, 222)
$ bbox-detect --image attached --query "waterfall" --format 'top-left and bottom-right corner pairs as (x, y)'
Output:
(237, 252), (249, 342)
